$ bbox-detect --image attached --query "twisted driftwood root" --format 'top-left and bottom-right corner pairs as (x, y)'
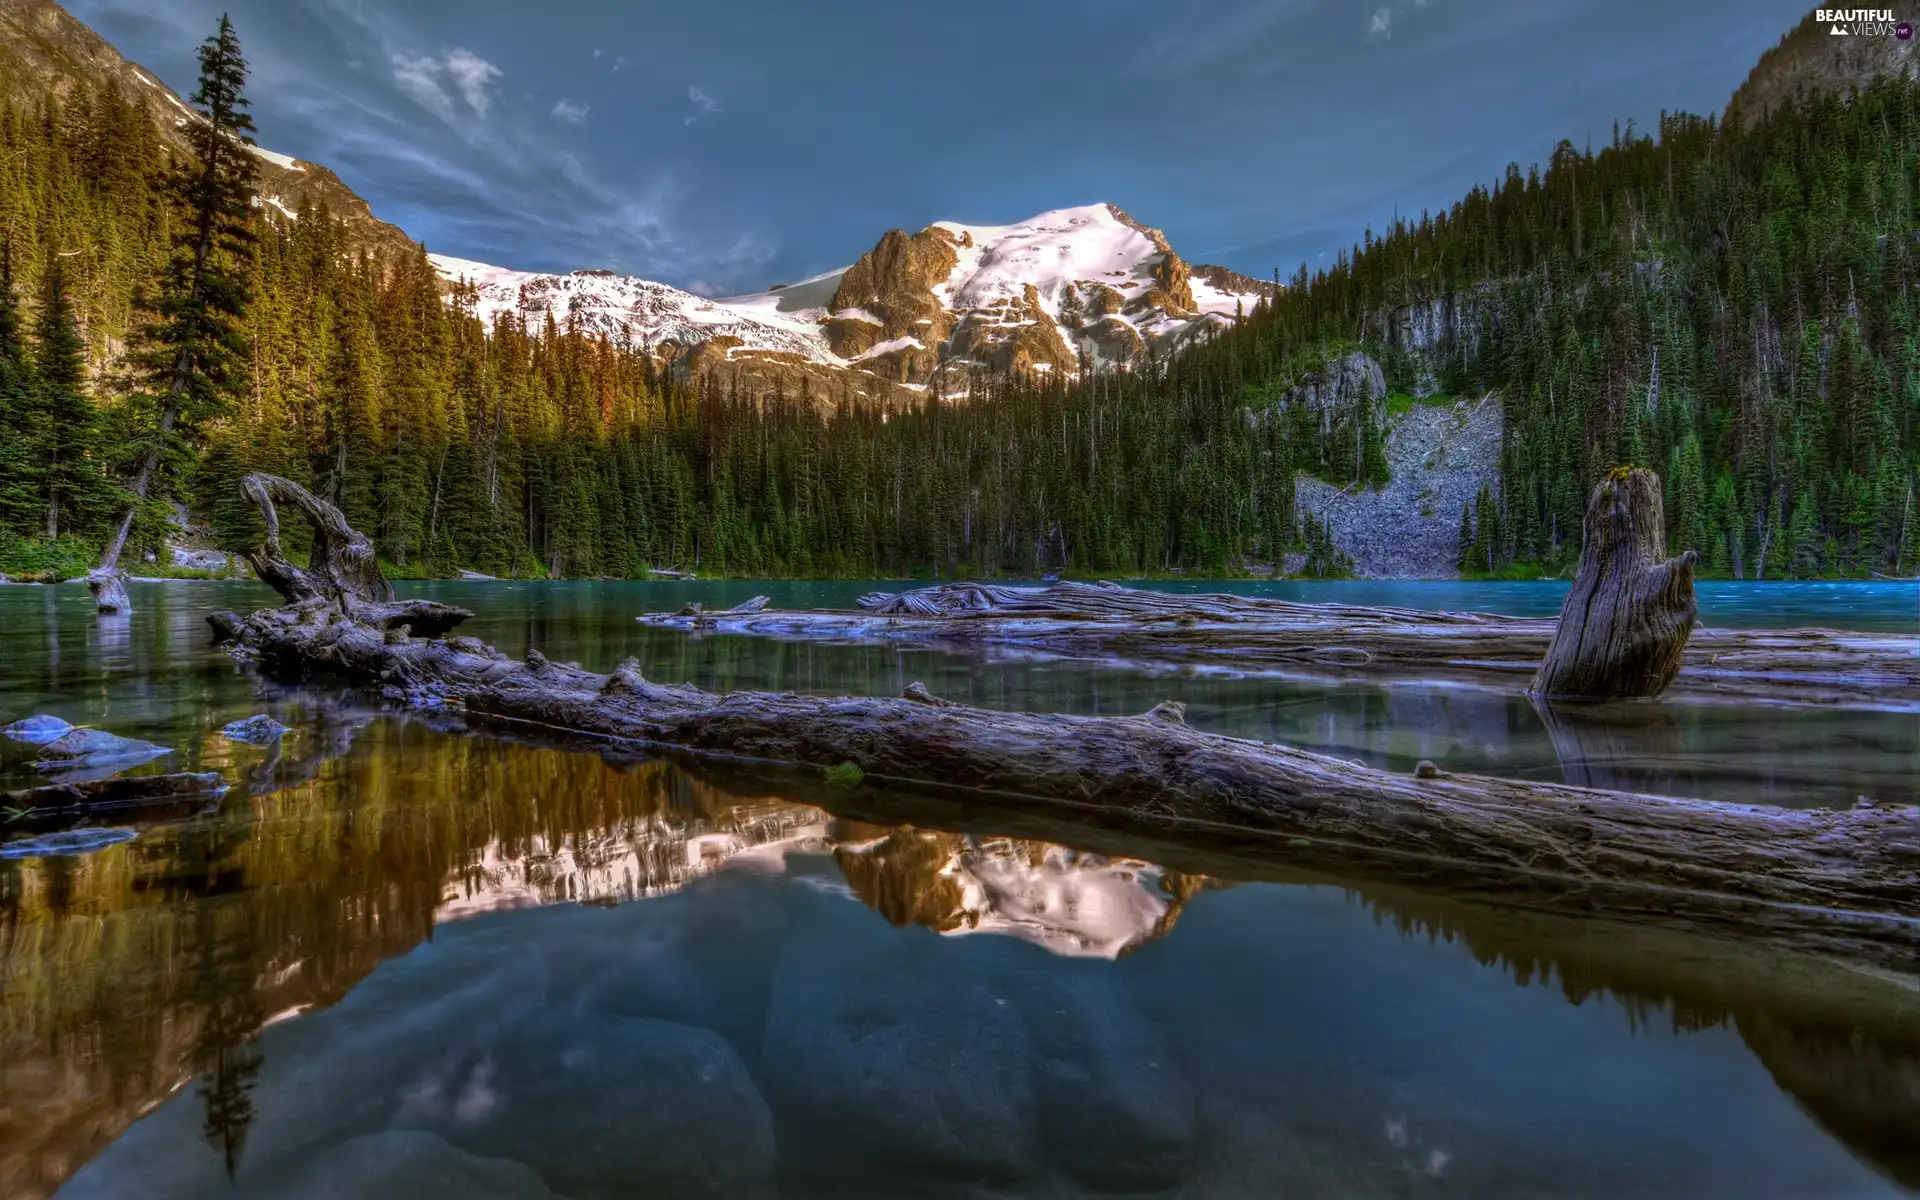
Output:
(240, 472), (394, 606)
(211, 602), (1920, 970)
(638, 579), (1920, 711)
(1532, 467), (1698, 700)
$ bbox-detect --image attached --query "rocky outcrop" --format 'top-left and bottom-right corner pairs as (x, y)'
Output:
(1296, 395), (1504, 578)
(1728, 10), (1918, 128)
(1193, 264), (1275, 297)
(1281, 350), (1388, 432)
(823, 225), (962, 382)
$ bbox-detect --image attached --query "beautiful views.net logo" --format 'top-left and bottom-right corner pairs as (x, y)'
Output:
(1816, 8), (1912, 36)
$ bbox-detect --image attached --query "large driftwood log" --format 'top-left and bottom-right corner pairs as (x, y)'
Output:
(240, 472), (394, 606)
(1532, 467), (1698, 700)
(209, 601), (1920, 969)
(637, 580), (1920, 711)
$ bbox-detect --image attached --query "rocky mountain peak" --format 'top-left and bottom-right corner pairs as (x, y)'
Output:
(1727, 11), (1918, 126)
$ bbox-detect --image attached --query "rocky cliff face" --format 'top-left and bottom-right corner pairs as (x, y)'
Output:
(1296, 394), (1504, 579)
(435, 203), (1270, 406)
(1728, 11), (1918, 126)
(0, 0), (416, 258)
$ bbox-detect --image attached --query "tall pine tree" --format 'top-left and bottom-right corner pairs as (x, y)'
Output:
(98, 14), (256, 570)
(0, 246), (37, 534)
(33, 259), (113, 539)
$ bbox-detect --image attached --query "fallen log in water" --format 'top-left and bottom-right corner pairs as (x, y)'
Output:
(2, 772), (225, 827)
(210, 601), (1920, 969)
(638, 579), (1920, 710)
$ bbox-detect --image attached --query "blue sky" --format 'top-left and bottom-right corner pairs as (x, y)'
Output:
(72, 0), (1810, 294)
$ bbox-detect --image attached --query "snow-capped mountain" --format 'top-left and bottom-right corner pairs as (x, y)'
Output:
(432, 203), (1270, 403)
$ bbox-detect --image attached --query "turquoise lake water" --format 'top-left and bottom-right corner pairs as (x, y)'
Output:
(0, 579), (1915, 1198)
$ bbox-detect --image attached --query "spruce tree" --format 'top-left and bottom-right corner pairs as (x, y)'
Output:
(33, 259), (113, 540)
(0, 246), (36, 534)
(98, 14), (256, 570)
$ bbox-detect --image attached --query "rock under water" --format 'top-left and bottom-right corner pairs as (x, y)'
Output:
(3, 714), (73, 745)
(223, 715), (292, 745)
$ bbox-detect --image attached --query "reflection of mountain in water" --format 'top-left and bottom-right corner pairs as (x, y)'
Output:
(834, 825), (1183, 959)
(436, 810), (1192, 961)
(437, 804), (830, 919)
(5, 715), (1919, 1197)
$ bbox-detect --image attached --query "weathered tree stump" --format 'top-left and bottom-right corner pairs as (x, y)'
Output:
(1531, 467), (1698, 700)
(240, 472), (394, 606)
(85, 568), (130, 614)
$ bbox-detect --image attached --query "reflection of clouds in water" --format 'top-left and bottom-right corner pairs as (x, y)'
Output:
(396, 1056), (501, 1129)
(1384, 1114), (1452, 1178)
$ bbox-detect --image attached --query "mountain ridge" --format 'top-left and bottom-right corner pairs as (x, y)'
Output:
(434, 203), (1272, 404)
(0, 0), (417, 258)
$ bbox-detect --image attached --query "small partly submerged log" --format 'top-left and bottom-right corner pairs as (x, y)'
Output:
(2, 771), (225, 816)
(210, 601), (1920, 969)
(1531, 468), (1698, 700)
(637, 579), (1920, 711)
(85, 568), (130, 615)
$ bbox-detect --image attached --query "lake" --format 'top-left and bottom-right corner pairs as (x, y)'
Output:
(1, 579), (1917, 1199)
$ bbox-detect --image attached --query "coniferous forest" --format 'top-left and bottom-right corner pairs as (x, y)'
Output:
(0, 17), (1916, 581)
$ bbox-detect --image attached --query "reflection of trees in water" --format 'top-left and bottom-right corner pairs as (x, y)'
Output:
(1342, 881), (1920, 1192)
(3, 715), (1915, 1196)
(0, 719), (812, 1198)
(807, 781), (1920, 1191)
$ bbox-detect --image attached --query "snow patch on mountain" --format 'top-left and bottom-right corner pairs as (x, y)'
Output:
(248, 144), (304, 172)
(431, 253), (844, 364)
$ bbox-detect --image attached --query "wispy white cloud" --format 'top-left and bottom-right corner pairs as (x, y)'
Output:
(1368, 8), (1393, 39)
(551, 98), (590, 124)
(390, 47), (501, 118)
(391, 52), (452, 115)
(443, 48), (502, 116)
(684, 84), (722, 125)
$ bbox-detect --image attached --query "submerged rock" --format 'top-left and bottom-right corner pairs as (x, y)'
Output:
(428, 1015), (776, 1200)
(0, 827), (139, 858)
(34, 727), (168, 762)
(1024, 971), (1197, 1192)
(758, 924), (1039, 1184)
(248, 1130), (556, 1200)
(31, 728), (170, 781)
(4, 714), (73, 745)
(223, 715), (291, 745)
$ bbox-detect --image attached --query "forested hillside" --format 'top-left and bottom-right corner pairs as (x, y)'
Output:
(0, 15), (1915, 581)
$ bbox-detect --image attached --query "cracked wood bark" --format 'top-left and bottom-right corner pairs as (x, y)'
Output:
(209, 602), (1920, 969)
(1532, 467), (1698, 700)
(637, 580), (1920, 711)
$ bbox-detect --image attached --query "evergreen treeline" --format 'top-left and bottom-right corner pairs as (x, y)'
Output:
(1, 18), (1915, 580)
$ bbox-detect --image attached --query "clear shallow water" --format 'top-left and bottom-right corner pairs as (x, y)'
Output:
(1, 580), (1917, 1198)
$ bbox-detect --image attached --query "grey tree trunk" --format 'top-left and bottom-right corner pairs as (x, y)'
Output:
(1531, 467), (1698, 701)
(86, 569), (130, 614)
